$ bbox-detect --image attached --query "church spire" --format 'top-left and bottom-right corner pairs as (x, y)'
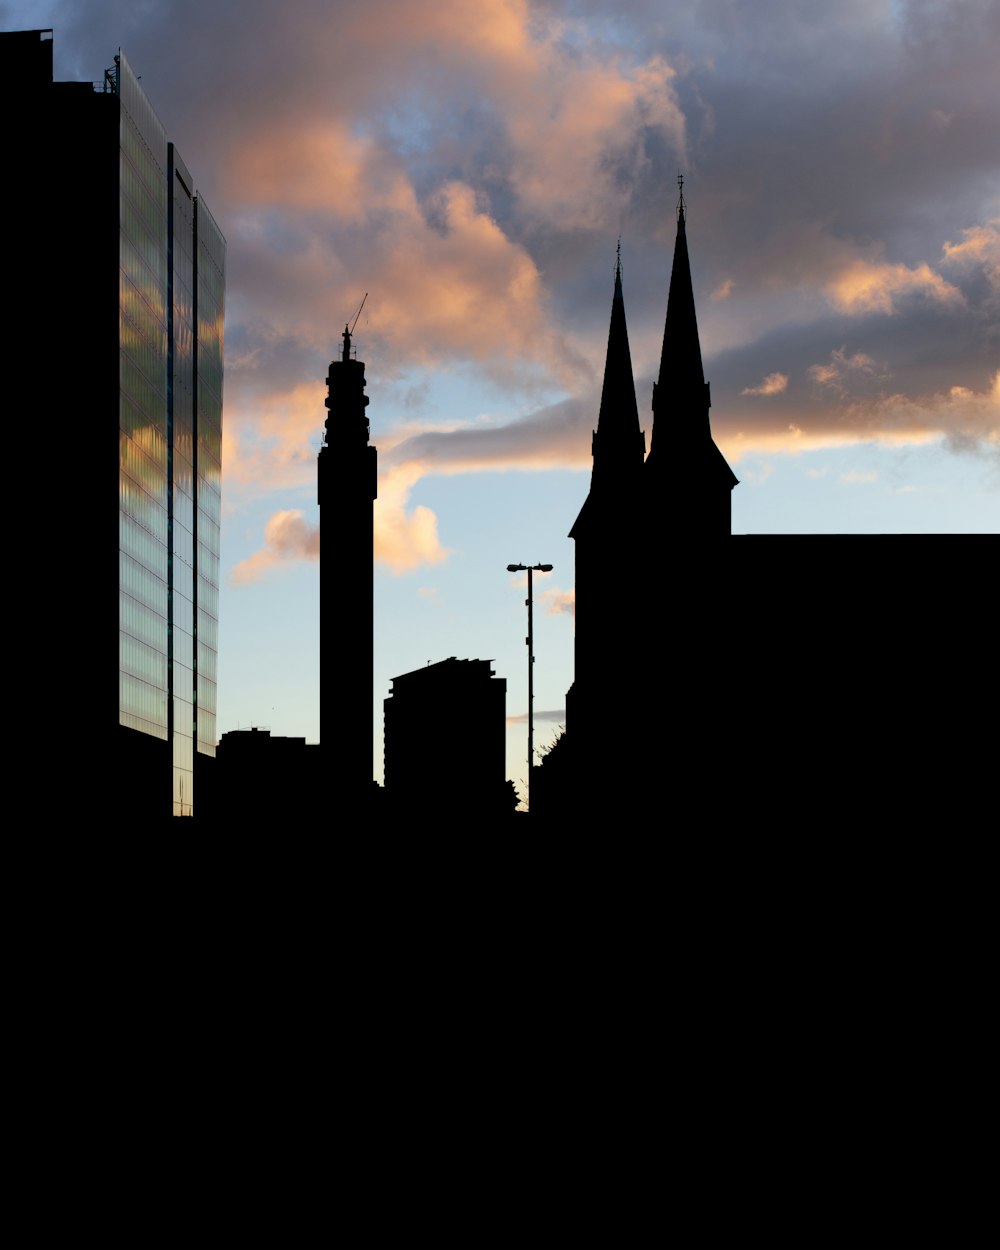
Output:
(591, 241), (645, 486)
(649, 174), (711, 459)
(569, 244), (645, 540)
(646, 179), (738, 520)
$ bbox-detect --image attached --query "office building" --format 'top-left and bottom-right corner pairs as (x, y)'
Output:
(4, 29), (225, 819)
(383, 658), (512, 821)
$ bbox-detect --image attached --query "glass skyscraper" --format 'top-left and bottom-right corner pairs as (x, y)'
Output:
(5, 30), (225, 820)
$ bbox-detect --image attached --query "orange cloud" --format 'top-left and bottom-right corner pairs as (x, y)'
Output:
(541, 587), (575, 616)
(808, 347), (880, 390)
(228, 459), (453, 584)
(222, 381), (325, 499)
(225, 123), (394, 220)
(722, 426), (935, 462)
(826, 259), (963, 315)
(942, 219), (1000, 289)
(723, 371), (999, 461)
(741, 372), (788, 397)
(374, 462), (451, 573)
(366, 181), (582, 382)
(230, 509), (319, 583)
(507, 53), (685, 228)
(857, 372), (1000, 457)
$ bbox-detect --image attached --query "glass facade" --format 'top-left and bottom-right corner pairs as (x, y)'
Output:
(118, 50), (170, 755)
(195, 201), (226, 765)
(114, 50), (225, 817)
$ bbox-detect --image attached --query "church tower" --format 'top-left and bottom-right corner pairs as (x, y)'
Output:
(317, 322), (378, 803)
(555, 249), (647, 812)
(647, 179), (738, 539)
(538, 185), (738, 820)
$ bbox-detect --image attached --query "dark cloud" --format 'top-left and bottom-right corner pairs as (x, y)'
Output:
(384, 395), (594, 471)
(13, 0), (995, 482)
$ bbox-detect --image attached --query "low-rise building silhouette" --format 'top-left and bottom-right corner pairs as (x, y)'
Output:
(208, 728), (321, 826)
(383, 658), (515, 822)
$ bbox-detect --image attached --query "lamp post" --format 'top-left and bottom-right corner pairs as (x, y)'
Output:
(506, 562), (553, 813)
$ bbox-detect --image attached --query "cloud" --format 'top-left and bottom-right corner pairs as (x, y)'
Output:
(541, 587), (575, 616)
(808, 347), (880, 391)
(210, 0), (689, 394)
(57, 0), (994, 562)
(358, 180), (584, 382)
(224, 121), (391, 221)
(230, 509), (319, 583)
(853, 372), (1000, 461)
(722, 371), (999, 464)
(505, 51), (686, 228)
(839, 469), (879, 485)
(741, 372), (788, 397)
(942, 218), (1000, 290)
(737, 460), (775, 484)
(382, 394), (594, 475)
(826, 259), (964, 316)
(229, 459), (453, 583)
(374, 462), (452, 573)
(222, 380), (326, 497)
(507, 708), (565, 726)
(226, 346), (996, 581)
(224, 169), (587, 390)
(89, 0), (991, 504)
(721, 425), (939, 463)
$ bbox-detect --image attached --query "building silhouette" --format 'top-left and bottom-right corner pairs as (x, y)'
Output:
(563, 249), (646, 805)
(551, 191), (739, 817)
(3, 29), (225, 820)
(646, 189), (739, 540)
(383, 658), (515, 822)
(210, 728), (321, 826)
(538, 185), (995, 824)
(318, 323), (378, 801)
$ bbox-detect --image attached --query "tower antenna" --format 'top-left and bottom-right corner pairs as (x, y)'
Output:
(677, 171), (686, 221)
(350, 293), (368, 336)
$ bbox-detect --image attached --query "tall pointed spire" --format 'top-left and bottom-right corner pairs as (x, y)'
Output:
(561, 245), (648, 815)
(646, 178), (738, 530)
(649, 175), (712, 457)
(591, 242), (645, 487)
(570, 246), (645, 539)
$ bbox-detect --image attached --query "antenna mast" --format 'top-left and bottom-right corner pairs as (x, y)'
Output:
(350, 293), (368, 336)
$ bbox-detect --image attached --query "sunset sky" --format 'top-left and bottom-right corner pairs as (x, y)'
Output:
(10, 0), (998, 795)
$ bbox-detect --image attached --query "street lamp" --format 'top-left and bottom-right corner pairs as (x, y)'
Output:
(506, 562), (553, 813)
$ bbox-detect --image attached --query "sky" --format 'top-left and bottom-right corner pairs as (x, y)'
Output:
(8, 0), (998, 797)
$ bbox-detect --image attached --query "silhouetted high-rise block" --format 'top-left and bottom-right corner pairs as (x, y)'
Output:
(3, 29), (225, 820)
